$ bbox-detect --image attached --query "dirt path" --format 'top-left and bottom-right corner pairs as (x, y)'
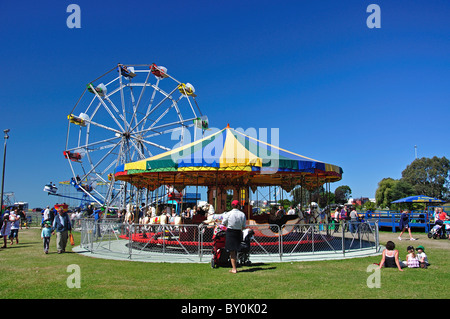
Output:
(378, 231), (450, 251)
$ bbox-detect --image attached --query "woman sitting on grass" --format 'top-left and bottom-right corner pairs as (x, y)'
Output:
(378, 241), (404, 271)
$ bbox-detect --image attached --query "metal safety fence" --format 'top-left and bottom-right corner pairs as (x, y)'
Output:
(79, 219), (380, 262)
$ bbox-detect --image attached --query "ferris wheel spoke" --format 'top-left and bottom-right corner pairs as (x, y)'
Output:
(127, 81), (140, 129)
(138, 118), (197, 138)
(83, 140), (122, 181)
(139, 78), (160, 131)
(130, 85), (180, 133)
(118, 74), (128, 132)
(87, 120), (123, 135)
(139, 139), (171, 151)
(65, 135), (120, 153)
(142, 101), (176, 133)
(129, 138), (146, 160)
(103, 96), (130, 129)
(87, 87), (127, 133)
(91, 188), (106, 201)
(137, 140), (153, 158)
(100, 157), (118, 176)
(130, 72), (151, 130)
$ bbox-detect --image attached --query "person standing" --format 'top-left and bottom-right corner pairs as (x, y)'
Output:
(41, 221), (52, 254)
(52, 207), (72, 253)
(1, 213), (12, 248)
(92, 207), (103, 238)
(398, 209), (415, 241)
(349, 208), (359, 233)
(9, 208), (20, 245)
(42, 206), (50, 226)
(222, 200), (246, 274)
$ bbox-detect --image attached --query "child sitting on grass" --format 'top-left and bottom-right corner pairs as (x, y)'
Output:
(406, 245), (419, 268)
(416, 245), (429, 269)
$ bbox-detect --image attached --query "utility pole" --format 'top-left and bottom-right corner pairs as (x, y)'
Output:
(1, 129), (10, 214)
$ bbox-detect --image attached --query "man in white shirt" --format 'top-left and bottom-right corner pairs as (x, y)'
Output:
(43, 206), (50, 224)
(222, 200), (246, 273)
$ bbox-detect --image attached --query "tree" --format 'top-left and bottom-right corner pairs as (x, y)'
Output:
(375, 178), (414, 209)
(375, 178), (397, 209)
(401, 156), (450, 200)
(363, 201), (377, 211)
(334, 185), (352, 204)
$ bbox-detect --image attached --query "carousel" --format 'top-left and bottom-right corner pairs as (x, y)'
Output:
(112, 124), (345, 254)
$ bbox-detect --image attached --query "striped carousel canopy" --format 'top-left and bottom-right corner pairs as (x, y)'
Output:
(114, 125), (343, 191)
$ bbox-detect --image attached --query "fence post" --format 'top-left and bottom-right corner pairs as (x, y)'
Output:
(128, 223), (133, 259)
(199, 224), (203, 262)
(342, 221), (345, 257)
(279, 225), (283, 261)
(375, 221), (380, 252)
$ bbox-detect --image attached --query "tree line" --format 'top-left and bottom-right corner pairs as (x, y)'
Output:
(286, 156), (449, 211)
(375, 156), (450, 209)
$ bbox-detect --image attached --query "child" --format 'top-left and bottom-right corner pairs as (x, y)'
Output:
(406, 245), (419, 268)
(416, 245), (429, 269)
(41, 221), (52, 254)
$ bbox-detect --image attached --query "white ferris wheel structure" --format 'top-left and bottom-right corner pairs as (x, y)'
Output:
(64, 63), (207, 209)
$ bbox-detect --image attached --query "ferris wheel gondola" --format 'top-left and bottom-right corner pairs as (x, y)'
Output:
(64, 63), (207, 209)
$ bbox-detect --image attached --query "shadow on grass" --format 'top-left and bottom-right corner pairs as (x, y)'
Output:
(238, 262), (277, 273)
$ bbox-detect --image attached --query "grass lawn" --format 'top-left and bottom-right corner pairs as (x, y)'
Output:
(0, 227), (449, 299)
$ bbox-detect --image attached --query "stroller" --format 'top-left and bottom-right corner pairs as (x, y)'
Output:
(237, 228), (254, 266)
(428, 220), (447, 239)
(211, 226), (254, 268)
(211, 225), (230, 268)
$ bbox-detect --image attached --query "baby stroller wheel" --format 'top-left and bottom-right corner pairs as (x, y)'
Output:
(433, 233), (438, 239)
(427, 232), (433, 239)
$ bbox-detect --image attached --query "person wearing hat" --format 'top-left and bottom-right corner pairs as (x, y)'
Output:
(416, 245), (429, 268)
(222, 200), (246, 274)
(41, 221), (52, 254)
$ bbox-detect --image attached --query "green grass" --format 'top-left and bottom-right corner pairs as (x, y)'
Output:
(0, 228), (449, 299)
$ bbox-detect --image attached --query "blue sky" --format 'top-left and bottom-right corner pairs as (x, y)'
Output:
(0, 0), (449, 208)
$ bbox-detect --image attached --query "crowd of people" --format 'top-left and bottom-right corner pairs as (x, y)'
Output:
(0, 207), (22, 248)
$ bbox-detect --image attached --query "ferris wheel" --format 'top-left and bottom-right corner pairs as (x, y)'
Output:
(64, 63), (207, 209)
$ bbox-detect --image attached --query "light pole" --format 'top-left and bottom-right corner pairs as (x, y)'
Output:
(0, 129), (10, 214)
